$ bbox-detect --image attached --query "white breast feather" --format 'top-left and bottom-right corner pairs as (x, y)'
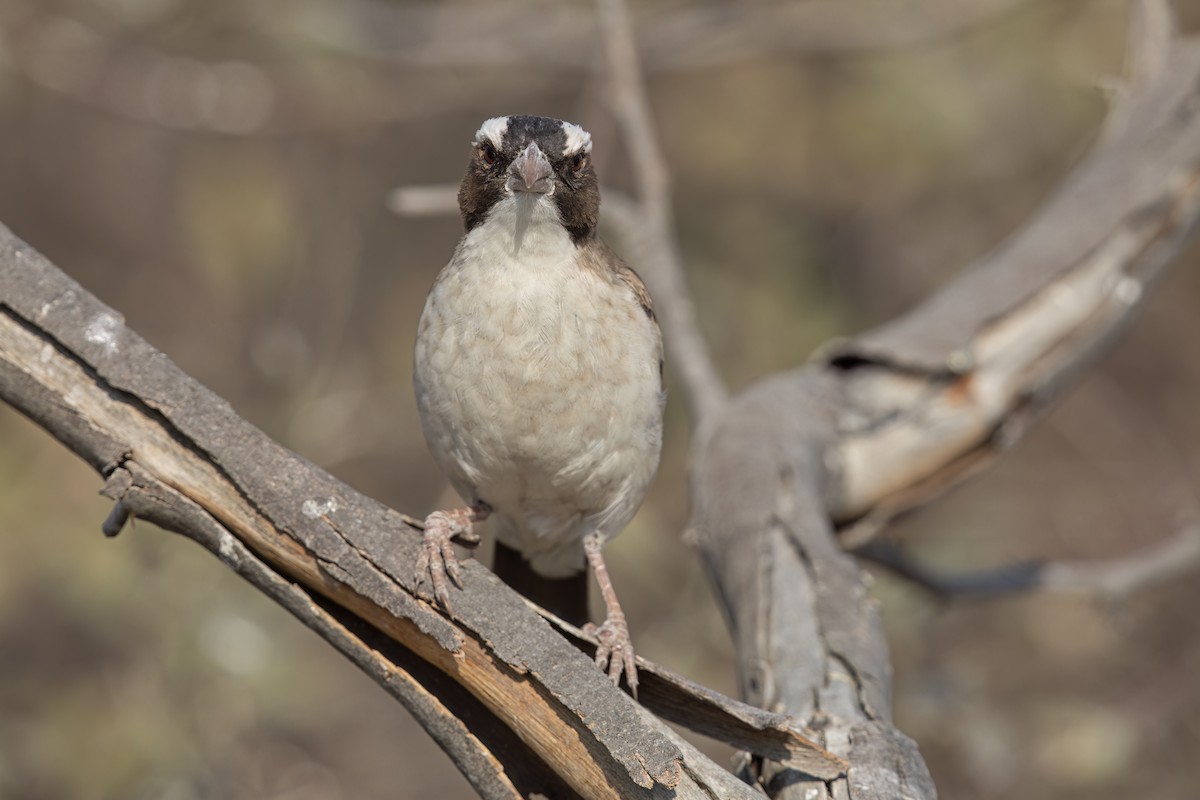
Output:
(414, 194), (662, 576)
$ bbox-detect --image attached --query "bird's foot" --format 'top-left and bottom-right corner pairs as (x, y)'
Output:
(584, 610), (638, 697)
(414, 503), (488, 608)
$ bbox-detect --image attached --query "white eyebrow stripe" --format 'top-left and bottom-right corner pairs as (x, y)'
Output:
(560, 121), (592, 155)
(474, 116), (509, 148)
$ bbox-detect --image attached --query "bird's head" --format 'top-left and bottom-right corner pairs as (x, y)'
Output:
(457, 115), (600, 244)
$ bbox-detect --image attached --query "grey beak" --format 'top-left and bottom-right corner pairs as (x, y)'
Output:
(508, 142), (554, 194)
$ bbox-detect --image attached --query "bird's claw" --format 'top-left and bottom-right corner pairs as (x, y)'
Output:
(415, 510), (469, 608)
(414, 503), (489, 607)
(585, 612), (638, 697)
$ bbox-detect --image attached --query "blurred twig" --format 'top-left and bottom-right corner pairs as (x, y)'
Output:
(596, 0), (728, 429)
(1041, 526), (1200, 598)
(273, 0), (1037, 68)
(387, 184), (460, 217)
(0, 0), (1037, 136)
(1104, 0), (1177, 142)
(859, 526), (1200, 600)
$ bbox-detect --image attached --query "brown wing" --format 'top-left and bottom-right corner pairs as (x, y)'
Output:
(616, 262), (656, 323)
(579, 239), (656, 322)
(580, 240), (663, 385)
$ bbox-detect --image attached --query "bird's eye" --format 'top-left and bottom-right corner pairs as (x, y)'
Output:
(479, 142), (498, 166)
(570, 152), (588, 175)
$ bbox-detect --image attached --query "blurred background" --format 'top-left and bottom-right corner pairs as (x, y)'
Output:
(1, 0), (1198, 798)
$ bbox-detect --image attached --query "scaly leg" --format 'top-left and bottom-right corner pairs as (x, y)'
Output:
(583, 532), (638, 697)
(415, 500), (490, 608)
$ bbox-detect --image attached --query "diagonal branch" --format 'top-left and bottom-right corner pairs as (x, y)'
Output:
(0, 227), (843, 799)
(825, 32), (1200, 530)
(101, 465), (538, 800)
(7, 3), (1198, 799)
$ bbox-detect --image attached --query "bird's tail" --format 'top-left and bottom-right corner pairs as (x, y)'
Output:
(493, 541), (589, 627)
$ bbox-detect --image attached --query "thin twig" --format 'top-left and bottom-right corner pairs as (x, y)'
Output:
(0, 0), (1038, 138)
(855, 540), (1045, 598)
(1043, 526), (1200, 598)
(1102, 0), (1178, 142)
(273, 0), (1036, 69)
(387, 184), (460, 217)
(859, 527), (1200, 601)
(1127, 0), (1176, 88)
(596, 0), (728, 429)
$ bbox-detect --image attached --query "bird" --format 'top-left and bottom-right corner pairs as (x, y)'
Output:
(412, 114), (664, 693)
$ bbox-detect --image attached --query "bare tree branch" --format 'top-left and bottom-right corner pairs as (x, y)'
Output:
(539, 610), (848, 776)
(387, 184), (461, 218)
(100, 465), (535, 800)
(6, 2), (1199, 798)
(0, 229), (844, 799)
(823, 35), (1200, 528)
(1041, 525), (1200, 598)
(379, 8), (1200, 792)
(596, 0), (729, 429)
(858, 525), (1200, 600)
(691, 3), (1200, 798)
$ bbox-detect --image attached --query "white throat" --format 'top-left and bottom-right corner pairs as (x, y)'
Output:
(480, 193), (567, 258)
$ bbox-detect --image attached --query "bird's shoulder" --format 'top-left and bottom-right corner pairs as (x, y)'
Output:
(577, 239), (656, 323)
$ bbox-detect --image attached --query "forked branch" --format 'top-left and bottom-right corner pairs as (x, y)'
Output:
(692, 2), (1200, 798)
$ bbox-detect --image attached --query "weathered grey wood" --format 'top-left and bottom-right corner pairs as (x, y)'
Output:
(545, 610), (847, 778)
(103, 463), (539, 800)
(691, 372), (939, 799)
(5, 5), (1198, 798)
(688, 11), (1200, 800)
(0, 227), (805, 799)
(833, 41), (1200, 376)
